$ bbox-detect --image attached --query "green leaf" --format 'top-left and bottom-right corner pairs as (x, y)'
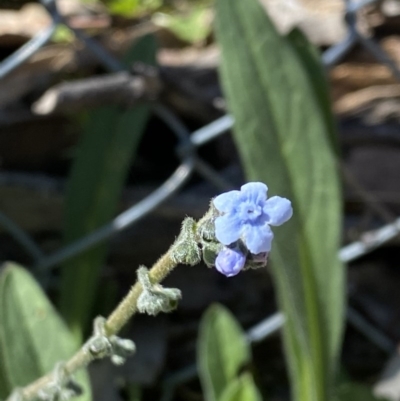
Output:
(108, 0), (140, 16)
(0, 263), (91, 400)
(52, 25), (74, 44)
(122, 34), (157, 67)
(197, 304), (251, 401)
(219, 373), (262, 401)
(127, 383), (142, 401)
(59, 35), (157, 340)
(103, 0), (162, 17)
(153, 6), (212, 44)
(335, 382), (389, 401)
(286, 28), (338, 152)
(215, 1), (345, 401)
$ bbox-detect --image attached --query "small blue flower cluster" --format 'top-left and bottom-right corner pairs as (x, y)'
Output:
(213, 182), (293, 277)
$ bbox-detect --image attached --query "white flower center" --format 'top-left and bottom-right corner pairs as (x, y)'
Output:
(241, 203), (262, 222)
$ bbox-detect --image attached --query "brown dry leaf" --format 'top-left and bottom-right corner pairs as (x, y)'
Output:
(381, 36), (400, 64)
(0, 20), (157, 108)
(374, 352), (400, 401)
(330, 35), (400, 108)
(382, 0), (400, 17)
(158, 45), (219, 68)
(331, 63), (397, 94)
(0, 3), (50, 45)
(57, 0), (91, 17)
(334, 84), (400, 115)
(0, 44), (76, 107)
(260, 0), (346, 45)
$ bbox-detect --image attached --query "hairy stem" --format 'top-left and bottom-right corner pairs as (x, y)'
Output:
(13, 248), (178, 401)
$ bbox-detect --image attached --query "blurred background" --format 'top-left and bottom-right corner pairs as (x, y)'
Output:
(2, 1), (400, 400)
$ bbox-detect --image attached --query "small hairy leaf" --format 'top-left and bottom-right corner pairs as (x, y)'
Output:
(197, 304), (251, 401)
(0, 263), (91, 400)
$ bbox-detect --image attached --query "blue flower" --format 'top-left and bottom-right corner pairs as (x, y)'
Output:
(215, 247), (246, 277)
(213, 182), (293, 254)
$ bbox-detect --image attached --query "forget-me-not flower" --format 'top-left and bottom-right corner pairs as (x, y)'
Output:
(215, 247), (246, 277)
(213, 182), (293, 255)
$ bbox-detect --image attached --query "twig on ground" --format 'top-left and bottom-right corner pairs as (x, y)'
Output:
(32, 67), (161, 115)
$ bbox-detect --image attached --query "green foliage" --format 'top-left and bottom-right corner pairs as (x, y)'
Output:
(86, 0), (212, 43)
(153, 6), (212, 43)
(123, 34), (157, 66)
(215, 1), (344, 401)
(286, 28), (338, 152)
(99, 0), (162, 16)
(335, 381), (389, 401)
(0, 263), (91, 400)
(52, 25), (75, 44)
(59, 35), (157, 340)
(107, 0), (140, 15)
(197, 304), (251, 401)
(219, 374), (262, 401)
(127, 383), (142, 401)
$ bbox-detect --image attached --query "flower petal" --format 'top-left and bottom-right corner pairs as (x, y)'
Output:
(215, 247), (246, 277)
(213, 190), (241, 213)
(240, 182), (268, 203)
(263, 196), (293, 226)
(215, 214), (242, 245)
(242, 223), (274, 254)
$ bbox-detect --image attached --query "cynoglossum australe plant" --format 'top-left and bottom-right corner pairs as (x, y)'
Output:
(2, 182), (292, 401)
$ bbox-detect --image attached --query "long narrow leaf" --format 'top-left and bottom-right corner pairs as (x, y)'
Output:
(59, 35), (157, 339)
(286, 28), (338, 152)
(219, 373), (262, 401)
(215, 1), (345, 400)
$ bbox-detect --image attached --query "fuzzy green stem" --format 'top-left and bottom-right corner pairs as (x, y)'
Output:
(12, 248), (178, 401)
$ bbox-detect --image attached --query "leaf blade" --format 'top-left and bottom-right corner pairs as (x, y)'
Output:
(0, 263), (91, 400)
(59, 36), (157, 338)
(219, 373), (262, 401)
(215, 1), (345, 400)
(197, 304), (251, 401)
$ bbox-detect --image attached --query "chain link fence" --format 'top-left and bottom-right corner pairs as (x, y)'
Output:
(0, 0), (400, 371)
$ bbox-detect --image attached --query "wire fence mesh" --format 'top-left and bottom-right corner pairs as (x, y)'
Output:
(0, 0), (399, 356)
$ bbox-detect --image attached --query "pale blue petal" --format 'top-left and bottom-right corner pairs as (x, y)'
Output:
(215, 214), (242, 245)
(215, 248), (246, 277)
(242, 223), (274, 254)
(240, 182), (268, 203)
(263, 196), (293, 226)
(213, 190), (241, 213)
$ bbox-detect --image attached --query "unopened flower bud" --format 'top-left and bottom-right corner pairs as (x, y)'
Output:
(215, 247), (246, 277)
